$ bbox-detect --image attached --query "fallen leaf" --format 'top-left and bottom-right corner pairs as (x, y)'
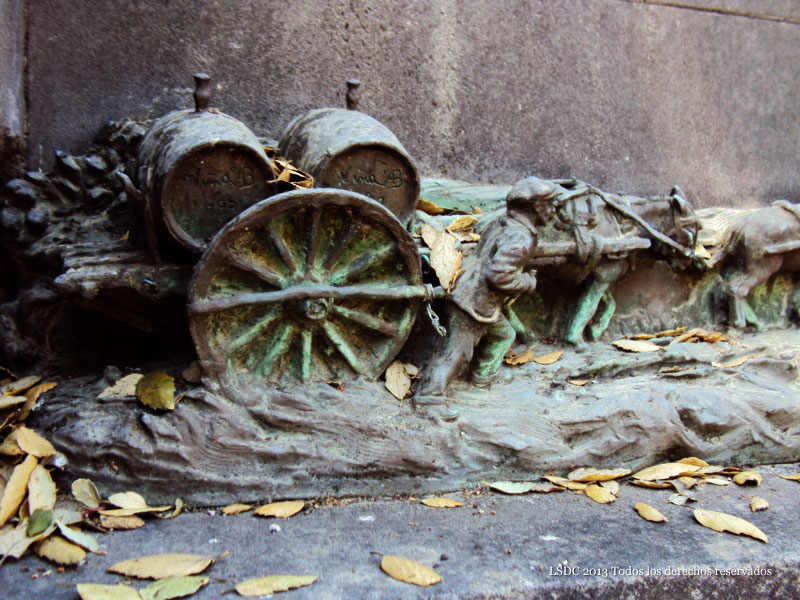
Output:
(712, 354), (759, 369)
(222, 503), (253, 515)
(632, 462), (700, 481)
(504, 348), (534, 366)
(106, 491), (171, 514)
(253, 501), (305, 518)
(634, 502), (668, 522)
(109, 553), (219, 579)
(0, 430), (24, 456)
(567, 467), (631, 482)
(15, 426), (57, 457)
(599, 480), (620, 496)
(0, 396), (26, 410)
(28, 464), (57, 512)
(677, 476), (699, 489)
(611, 339), (662, 353)
(667, 493), (693, 506)
(542, 476), (588, 490)
(693, 508), (767, 543)
(445, 215), (478, 233)
(35, 535), (86, 565)
(56, 522), (99, 553)
(676, 457), (709, 467)
(99, 515), (146, 530)
(567, 379), (589, 386)
(136, 372), (176, 411)
(0, 454), (38, 526)
(671, 327), (728, 345)
(695, 465), (731, 475)
(72, 478), (102, 508)
(585, 484), (615, 504)
(629, 479), (672, 489)
(750, 497), (769, 512)
(157, 498), (184, 519)
(702, 476), (731, 486)
(633, 333), (654, 340)
(98, 373), (143, 399)
(653, 326), (687, 338)
(420, 224), (462, 290)
(1, 375), (42, 397)
(180, 363), (202, 385)
(234, 575), (317, 597)
(421, 497), (462, 508)
(140, 575), (209, 600)
(489, 481), (561, 495)
(0, 517), (56, 558)
(772, 470), (800, 481)
(26, 508), (53, 536)
(77, 583), (142, 600)
(19, 381), (58, 421)
(52, 507), (84, 525)
(381, 555), (442, 586)
(733, 470), (762, 486)
(416, 198), (445, 216)
(384, 361), (415, 400)
(694, 244), (711, 259)
(533, 351), (562, 365)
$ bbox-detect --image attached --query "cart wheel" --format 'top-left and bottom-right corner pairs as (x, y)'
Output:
(188, 188), (423, 386)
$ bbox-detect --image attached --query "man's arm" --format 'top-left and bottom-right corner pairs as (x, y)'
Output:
(485, 231), (537, 297)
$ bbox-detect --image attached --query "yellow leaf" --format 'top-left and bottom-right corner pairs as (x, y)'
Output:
(421, 497), (462, 508)
(677, 476), (699, 489)
(542, 475), (587, 490)
(0, 429), (24, 456)
(222, 503), (253, 515)
(733, 470), (762, 486)
(15, 426), (57, 457)
(99, 515), (145, 530)
(533, 351), (562, 365)
(0, 454), (37, 526)
(712, 354), (760, 369)
(234, 575), (317, 596)
(0, 396), (26, 410)
(599, 480), (620, 496)
(72, 478), (102, 508)
(77, 583), (142, 600)
(489, 481), (561, 494)
(772, 471), (800, 481)
(702, 476), (731, 486)
(504, 348), (534, 366)
(56, 522), (99, 553)
(585, 484), (616, 504)
(567, 379), (589, 386)
(1, 375), (42, 397)
(19, 381), (58, 421)
(694, 244), (711, 259)
(98, 373), (143, 399)
(693, 508), (767, 543)
(0, 517), (56, 558)
(108, 553), (220, 579)
(611, 339), (662, 353)
(653, 326), (687, 338)
(253, 500), (305, 518)
(420, 225), (462, 291)
(380, 555), (442, 586)
(384, 361), (414, 400)
(140, 575), (209, 600)
(632, 462), (700, 481)
(28, 464), (57, 512)
(634, 502), (668, 522)
(750, 497), (769, 512)
(136, 372), (176, 410)
(567, 467), (631, 482)
(158, 498), (184, 519)
(416, 198), (445, 216)
(633, 333), (654, 340)
(629, 479), (672, 489)
(676, 457), (709, 467)
(445, 215), (478, 233)
(35, 534), (87, 565)
(671, 327), (728, 345)
(107, 491), (171, 512)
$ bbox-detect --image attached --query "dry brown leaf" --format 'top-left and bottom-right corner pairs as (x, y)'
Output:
(567, 467), (631, 482)
(381, 555), (442, 587)
(712, 354), (760, 369)
(157, 498), (184, 519)
(19, 381), (58, 421)
(677, 476), (699, 489)
(750, 497), (769, 512)
(733, 470), (762, 486)
(35, 534), (86, 565)
(634, 502), (668, 522)
(421, 497), (462, 508)
(72, 478), (102, 508)
(585, 484), (616, 504)
(632, 462), (700, 481)
(0, 396), (26, 410)
(599, 480), (620, 496)
(567, 379), (589, 386)
(0, 454), (37, 526)
(253, 500), (305, 518)
(99, 515), (146, 530)
(28, 464), (57, 513)
(15, 426), (57, 457)
(533, 351), (562, 365)
(98, 373), (143, 399)
(772, 471), (800, 481)
(445, 215), (478, 233)
(676, 457), (709, 467)
(136, 372), (176, 411)
(543, 475), (588, 490)
(489, 481), (561, 494)
(611, 339), (662, 353)
(77, 583), (142, 600)
(629, 480), (672, 489)
(1, 375), (42, 397)
(384, 361), (415, 400)
(696, 465), (730, 475)
(234, 575), (317, 596)
(633, 333), (654, 340)
(654, 326), (687, 338)
(420, 224), (462, 290)
(108, 553), (220, 579)
(222, 503), (253, 515)
(449, 230), (481, 243)
(671, 327), (728, 345)
(693, 508), (767, 543)
(0, 429), (24, 456)
(416, 198), (446, 216)
(504, 348), (534, 366)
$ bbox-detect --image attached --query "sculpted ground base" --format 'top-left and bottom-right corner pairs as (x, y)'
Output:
(31, 329), (800, 505)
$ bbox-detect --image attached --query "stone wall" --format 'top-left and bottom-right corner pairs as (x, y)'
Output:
(0, 0), (24, 178)
(16, 0), (800, 207)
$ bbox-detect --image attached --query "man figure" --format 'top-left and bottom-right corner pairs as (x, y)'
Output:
(414, 176), (559, 420)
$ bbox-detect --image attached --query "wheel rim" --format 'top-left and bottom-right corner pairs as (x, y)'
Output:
(188, 189), (422, 387)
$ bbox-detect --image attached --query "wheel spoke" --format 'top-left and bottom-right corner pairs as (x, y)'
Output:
(305, 206), (322, 279)
(330, 243), (396, 285)
(220, 246), (284, 288)
(226, 305), (282, 354)
(258, 321), (295, 378)
(320, 320), (366, 375)
(267, 220), (298, 275)
(299, 329), (313, 382)
(330, 304), (400, 338)
(321, 222), (357, 273)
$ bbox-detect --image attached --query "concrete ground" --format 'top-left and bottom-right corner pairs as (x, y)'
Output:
(2, 463), (799, 599)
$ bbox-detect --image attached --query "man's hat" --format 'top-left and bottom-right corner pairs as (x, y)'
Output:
(506, 176), (559, 207)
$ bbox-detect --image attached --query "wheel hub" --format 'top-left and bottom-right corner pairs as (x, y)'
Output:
(299, 297), (331, 321)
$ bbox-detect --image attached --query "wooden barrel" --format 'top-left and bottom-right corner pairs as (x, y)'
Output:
(136, 75), (273, 253)
(278, 108), (419, 225)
